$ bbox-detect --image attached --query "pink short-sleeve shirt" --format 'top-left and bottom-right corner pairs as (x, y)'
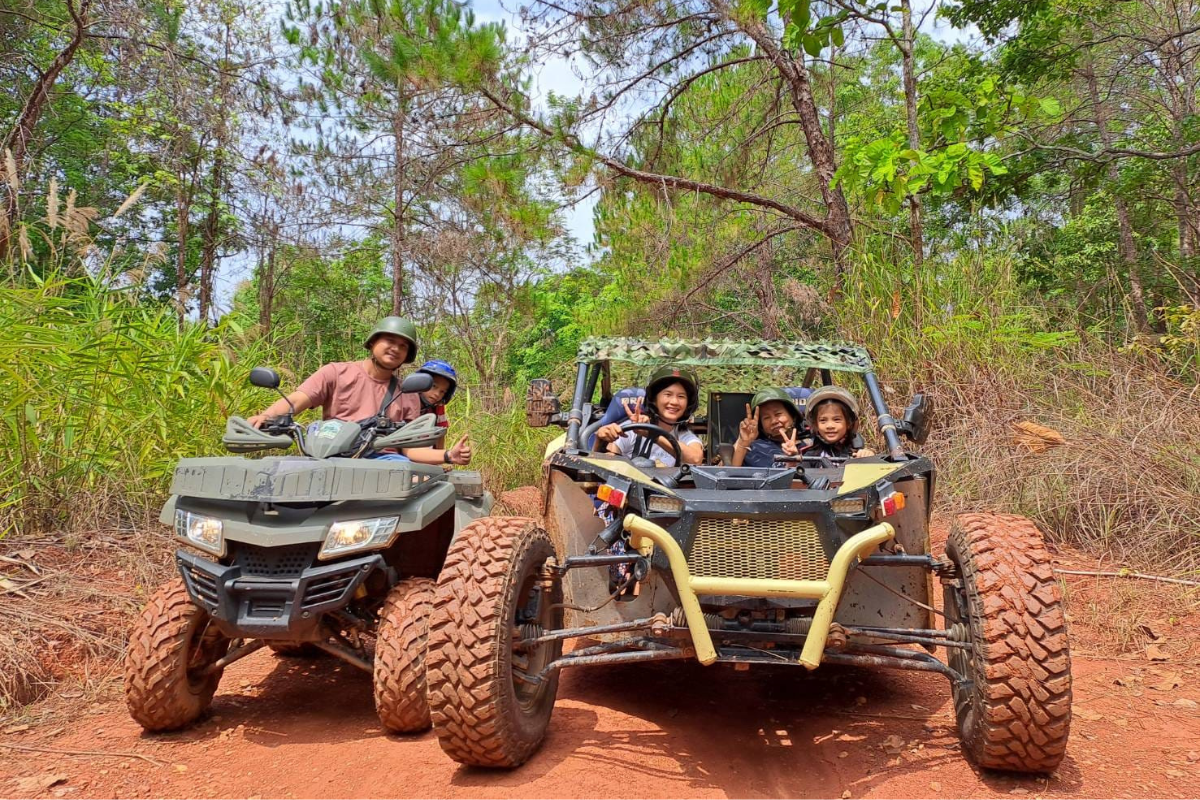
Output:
(296, 361), (421, 423)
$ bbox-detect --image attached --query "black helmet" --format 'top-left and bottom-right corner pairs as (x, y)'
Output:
(363, 316), (419, 364)
(644, 365), (699, 421)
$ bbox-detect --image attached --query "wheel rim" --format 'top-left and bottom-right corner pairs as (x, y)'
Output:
(943, 557), (980, 733)
(510, 562), (557, 709)
(184, 615), (229, 693)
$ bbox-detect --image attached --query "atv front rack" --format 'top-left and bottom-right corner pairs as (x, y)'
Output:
(623, 514), (895, 668)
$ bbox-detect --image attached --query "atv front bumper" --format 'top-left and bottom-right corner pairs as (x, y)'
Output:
(175, 548), (380, 640)
(623, 514), (895, 668)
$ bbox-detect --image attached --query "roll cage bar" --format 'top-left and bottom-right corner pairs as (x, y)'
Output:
(560, 338), (909, 461)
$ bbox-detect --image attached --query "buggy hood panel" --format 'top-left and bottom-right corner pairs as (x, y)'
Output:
(169, 456), (447, 503)
(837, 462), (905, 495)
(577, 456), (679, 495)
(577, 337), (873, 372)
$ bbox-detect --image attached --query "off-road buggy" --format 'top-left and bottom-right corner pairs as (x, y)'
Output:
(125, 367), (492, 733)
(425, 337), (1071, 772)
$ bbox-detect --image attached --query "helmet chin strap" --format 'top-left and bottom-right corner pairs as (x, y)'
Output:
(367, 353), (397, 377)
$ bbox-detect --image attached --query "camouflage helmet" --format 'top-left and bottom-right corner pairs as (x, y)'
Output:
(645, 364), (699, 420)
(750, 387), (802, 423)
(805, 385), (861, 428)
(363, 316), (418, 364)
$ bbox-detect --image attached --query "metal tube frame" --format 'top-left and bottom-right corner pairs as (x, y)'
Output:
(200, 638), (266, 676)
(862, 370), (906, 460)
(565, 361), (590, 450)
(313, 640), (373, 673)
(519, 616), (667, 647)
(821, 651), (964, 684)
(623, 513), (895, 669)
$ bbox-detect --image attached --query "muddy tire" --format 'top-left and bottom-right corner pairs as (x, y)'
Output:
(427, 517), (563, 768)
(374, 578), (436, 733)
(943, 513), (1072, 773)
(125, 579), (231, 732)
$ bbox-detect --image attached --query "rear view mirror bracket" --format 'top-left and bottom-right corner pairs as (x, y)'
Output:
(895, 393), (933, 445)
(526, 379), (564, 428)
(249, 366), (294, 415)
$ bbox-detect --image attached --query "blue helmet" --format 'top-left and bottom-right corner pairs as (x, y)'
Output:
(416, 359), (458, 404)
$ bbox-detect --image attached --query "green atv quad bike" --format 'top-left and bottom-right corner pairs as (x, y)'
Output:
(425, 337), (1071, 772)
(125, 367), (492, 733)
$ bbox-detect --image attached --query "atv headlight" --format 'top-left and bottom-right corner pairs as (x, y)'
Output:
(175, 510), (225, 556)
(320, 516), (400, 560)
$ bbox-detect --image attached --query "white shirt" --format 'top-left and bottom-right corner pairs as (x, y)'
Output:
(612, 427), (700, 466)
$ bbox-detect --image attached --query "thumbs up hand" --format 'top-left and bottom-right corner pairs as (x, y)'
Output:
(447, 433), (472, 465)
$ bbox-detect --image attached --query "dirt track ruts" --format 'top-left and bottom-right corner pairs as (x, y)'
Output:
(1, 643), (1199, 799)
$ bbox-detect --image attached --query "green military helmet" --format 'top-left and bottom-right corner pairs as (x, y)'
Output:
(645, 364), (700, 419)
(805, 385), (861, 428)
(363, 316), (419, 364)
(750, 387), (802, 422)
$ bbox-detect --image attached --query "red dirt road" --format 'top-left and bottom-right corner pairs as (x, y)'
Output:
(2, 644), (1199, 799)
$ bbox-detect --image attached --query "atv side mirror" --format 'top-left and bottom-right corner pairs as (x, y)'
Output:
(897, 393), (933, 445)
(400, 372), (434, 394)
(249, 367), (281, 390)
(526, 378), (562, 427)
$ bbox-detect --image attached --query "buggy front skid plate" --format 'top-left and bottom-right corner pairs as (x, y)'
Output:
(622, 514), (895, 669)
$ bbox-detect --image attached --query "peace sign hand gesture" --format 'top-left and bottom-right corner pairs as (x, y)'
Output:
(781, 427), (801, 456)
(736, 403), (759, 448)
(622, 396), (650, 425)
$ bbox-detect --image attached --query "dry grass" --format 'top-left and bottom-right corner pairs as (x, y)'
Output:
(914, 344), (1200, 573)
(0, 526), (174, 715)
(1058, 573), (1200, 660)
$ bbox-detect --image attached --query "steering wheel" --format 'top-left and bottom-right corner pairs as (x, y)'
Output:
(604, 421), (684, 466)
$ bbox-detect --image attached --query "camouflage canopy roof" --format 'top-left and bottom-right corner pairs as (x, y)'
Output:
(576, 337), (874, 373)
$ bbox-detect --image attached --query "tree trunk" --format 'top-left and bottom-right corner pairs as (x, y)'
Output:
(175, 188), (192, 322)
(733, 11), (854, 288)
(258, 218), (279, 333)
(198, 149), (224, 323)
(1174, 163), (1194, 260)
(1083, 57), (1151, 335)
(391, 106), (406, 316)
(0, 0), (93, 258)
(781, 52), (854, 287)
(900, 0), (924, 328)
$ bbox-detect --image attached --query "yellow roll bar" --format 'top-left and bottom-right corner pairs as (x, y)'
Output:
(623, 515), (894, 669)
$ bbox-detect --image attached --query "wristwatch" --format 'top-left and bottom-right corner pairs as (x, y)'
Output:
(443, 450), (451, 464)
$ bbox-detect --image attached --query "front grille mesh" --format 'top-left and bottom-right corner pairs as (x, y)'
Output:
(689, 517), (829, 582)
(235, 543), (318, 577)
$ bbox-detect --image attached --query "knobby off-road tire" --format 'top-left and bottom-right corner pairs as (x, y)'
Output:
(944, 513), (1072, 773)
(374, 577), (436, 733)
(125, 579), (231, 732)
(427, 517), (563, 768)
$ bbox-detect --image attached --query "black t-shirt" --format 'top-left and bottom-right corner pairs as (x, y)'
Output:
(804, 438), (855, 459)
(743, 438), (787, 468)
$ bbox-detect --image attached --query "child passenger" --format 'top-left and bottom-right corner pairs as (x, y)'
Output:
(802, 386), (875, 459)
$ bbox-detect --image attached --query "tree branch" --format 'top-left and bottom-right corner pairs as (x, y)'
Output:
(477, 83), (832, 235)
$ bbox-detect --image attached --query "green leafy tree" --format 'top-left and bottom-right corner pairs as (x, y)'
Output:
(283, 0), (505, 314)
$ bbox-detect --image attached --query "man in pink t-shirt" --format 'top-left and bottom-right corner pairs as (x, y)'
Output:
(247, 317), (471, 465)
